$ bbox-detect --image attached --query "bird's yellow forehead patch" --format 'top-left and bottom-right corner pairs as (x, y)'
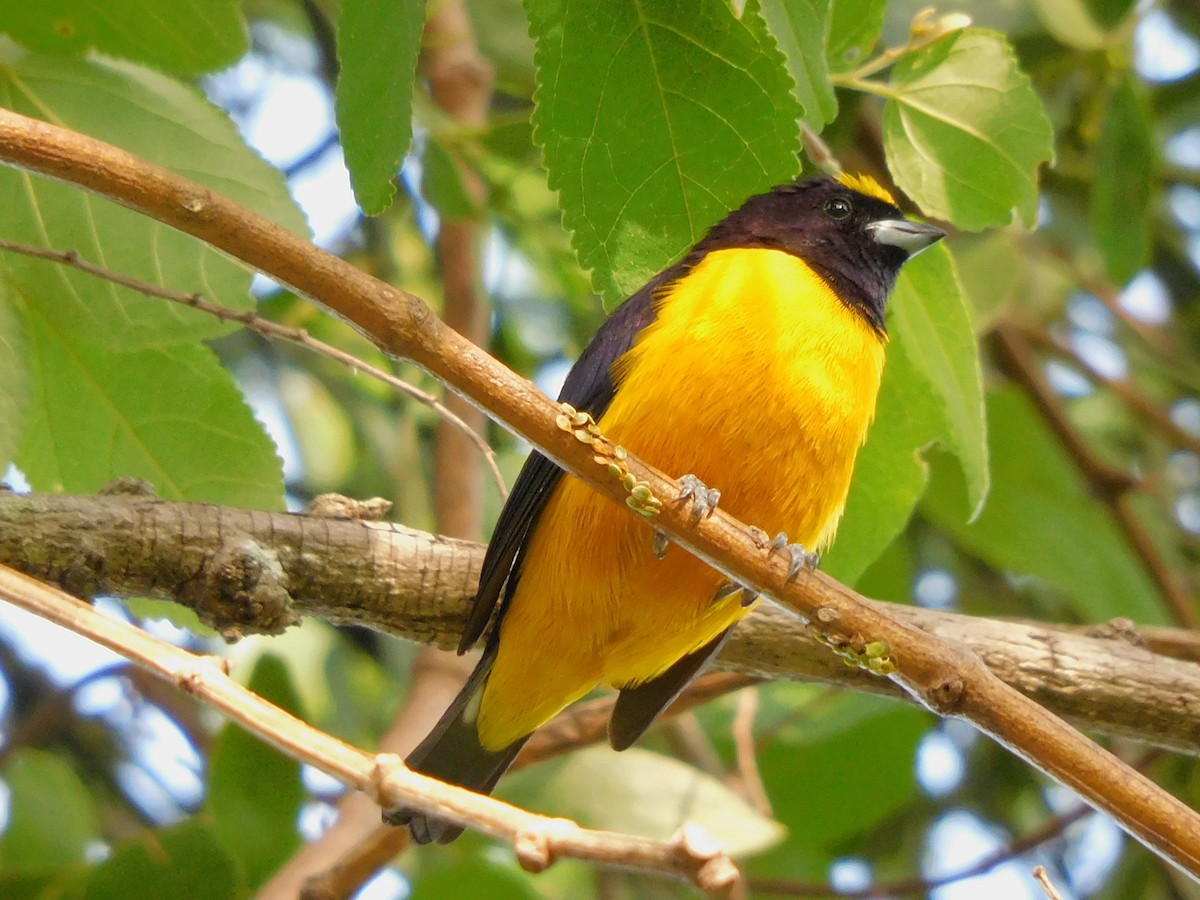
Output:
(836, 172), (897, 206)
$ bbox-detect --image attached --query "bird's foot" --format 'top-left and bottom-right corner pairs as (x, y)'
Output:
(677, 474), (721, 525)
(655, 475), (720, 558)
(769, 532), (820, 581)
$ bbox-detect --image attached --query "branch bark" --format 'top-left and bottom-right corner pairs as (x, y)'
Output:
(1, 108), (1198, 874)
(3, 488), (1199, 757)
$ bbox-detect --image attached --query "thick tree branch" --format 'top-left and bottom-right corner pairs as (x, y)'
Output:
(1, 109), (1198, 874)
(3, 488), (1199, 757)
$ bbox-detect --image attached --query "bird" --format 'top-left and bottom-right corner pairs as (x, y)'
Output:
(389, 172), (945, 843)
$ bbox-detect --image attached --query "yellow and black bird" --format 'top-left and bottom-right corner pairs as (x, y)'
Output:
(393, 173), (944, 843)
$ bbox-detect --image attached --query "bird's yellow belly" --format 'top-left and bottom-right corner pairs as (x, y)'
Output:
(477, 249), (886, 749)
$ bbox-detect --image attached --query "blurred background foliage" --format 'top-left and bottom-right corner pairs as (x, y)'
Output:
(0, 0), (1197, 897)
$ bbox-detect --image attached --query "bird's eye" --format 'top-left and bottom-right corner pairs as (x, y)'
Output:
(823, 197), (853, 220)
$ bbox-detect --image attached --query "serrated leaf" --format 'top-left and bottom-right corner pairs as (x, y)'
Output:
(0, 0), (248, 74)
(504, 746), (784, 857)
(826, 0), (887, 73)
(17, 306), (285, 509)
(526, 0), (801, 302)
(207, 655), (305, 890)
(880, 29), (1053, 230)
(0, 749), (100, 874)
(84, 821), (242, 900)
(923, 388), (1167, 624)
(335, 0), (426, 215)
(760, 0), (838, 132)
(888, 243), (988, 515)
(1092, 76), (1154, 285)
(0, 279), (27, 468)
(0, 50), (307, 350)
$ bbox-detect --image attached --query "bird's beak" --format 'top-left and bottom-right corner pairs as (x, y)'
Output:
(868, 219), (946, 257)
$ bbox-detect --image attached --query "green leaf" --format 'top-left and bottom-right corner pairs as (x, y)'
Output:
(1091, 76), (1155, 286)
(888, 243), (988, 516)
(422, 138), (479, 219)
(0, 279), (27, 468)
(824, 244), (988, 584)
(504, 746), (784, 857)
(335, 0), (426, 215)
(526, 0), (802, 302)
(760, 0), (838, 132)
(0, 50), (308, 350)
(207, 655), (306, 890)
(0, 749), (99, 875)
(923, 388), (1168, 624)
(16, 307), (285, 509)
(880, 29), (1054, 230)
(822, 323), (943, 585)
(0, 0), (248, 74)
(826, 0), (887, 73)
(748, 692), (928, 879)
(84, 821), (243, 900)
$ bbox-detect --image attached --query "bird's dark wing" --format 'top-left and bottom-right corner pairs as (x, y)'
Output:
(458, 267), (682, 654)
(608, 624), (735, 750)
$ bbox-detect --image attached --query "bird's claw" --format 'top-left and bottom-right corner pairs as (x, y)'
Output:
(769, 532), (820, 581)
(652, 529), (669, 560)
(678, 474), (721, 525)
(713, 581), (760, 607)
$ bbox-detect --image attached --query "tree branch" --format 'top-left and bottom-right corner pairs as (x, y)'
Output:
(3, 488), (1199, 757)
(0, 564), (746, 894)
(1, 108), (1198, 875)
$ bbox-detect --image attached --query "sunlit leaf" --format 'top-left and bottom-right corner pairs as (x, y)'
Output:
(0, 50), (307, 350)
(526, 0), (801, 302)
(17, 308), (285, 509)
(881, 29), (1054, 230)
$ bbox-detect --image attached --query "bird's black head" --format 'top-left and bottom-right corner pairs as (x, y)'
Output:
(689, 174), (945, 333)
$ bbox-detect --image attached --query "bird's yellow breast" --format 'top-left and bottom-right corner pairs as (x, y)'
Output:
(478, 248), (887, 749)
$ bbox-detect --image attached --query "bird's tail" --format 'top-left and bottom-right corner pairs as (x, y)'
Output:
(385, 642), (529, 844)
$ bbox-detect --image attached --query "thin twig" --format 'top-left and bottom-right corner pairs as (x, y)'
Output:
(1033, 865), (1064, 900)
(0, 563), (745, 896)
(0, 238), (507, 499)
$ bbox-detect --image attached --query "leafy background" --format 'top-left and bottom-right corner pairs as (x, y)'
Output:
(0, 0), (1197, 897)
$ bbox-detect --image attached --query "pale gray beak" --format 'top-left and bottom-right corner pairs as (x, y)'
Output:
(868, 219), (946, 257)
